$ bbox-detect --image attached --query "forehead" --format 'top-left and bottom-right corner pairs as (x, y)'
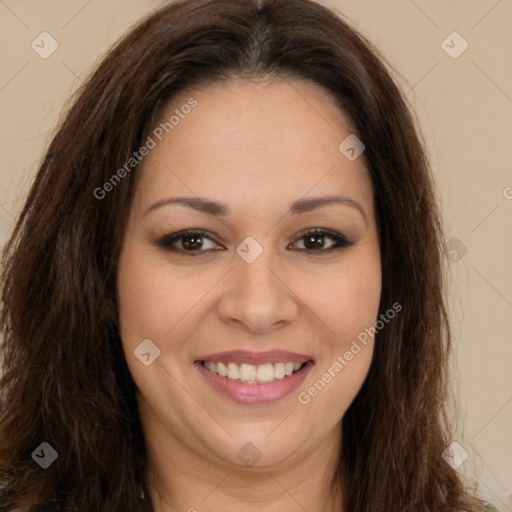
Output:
(135, 78), (372, 212)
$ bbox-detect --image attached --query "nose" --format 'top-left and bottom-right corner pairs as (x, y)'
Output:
(216, 245), (299, 334)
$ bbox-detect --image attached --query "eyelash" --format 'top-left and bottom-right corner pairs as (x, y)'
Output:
(156, 228), (354, 255)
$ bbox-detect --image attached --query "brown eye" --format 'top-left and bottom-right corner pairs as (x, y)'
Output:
(157, 228), (353, 256)
(291, 229), (353, 252)
(157, 230), (223, 253)
(179, 233), (205, 251)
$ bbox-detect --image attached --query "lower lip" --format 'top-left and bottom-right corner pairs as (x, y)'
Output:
(195, 361), (314, 405)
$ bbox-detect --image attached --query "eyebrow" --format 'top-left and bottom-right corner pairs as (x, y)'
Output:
(144, 195), (367, 223)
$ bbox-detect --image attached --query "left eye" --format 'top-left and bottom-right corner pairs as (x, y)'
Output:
(291, 229), (352, 252)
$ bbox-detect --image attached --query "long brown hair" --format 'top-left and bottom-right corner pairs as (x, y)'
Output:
(0, 0), (486, 510)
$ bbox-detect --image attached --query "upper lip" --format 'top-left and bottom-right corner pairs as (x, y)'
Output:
(195, 350), (314, 365)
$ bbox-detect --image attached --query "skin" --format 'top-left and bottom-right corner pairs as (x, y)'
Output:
(117, 78), (382, 512)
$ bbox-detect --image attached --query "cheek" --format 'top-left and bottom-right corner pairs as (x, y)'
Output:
(298, 254), (382, 343)
(117, 256), (168, 344)
(116, 248), (207, 406)
(117, 248), (207, 345)
(338, 264), (381, 336)
(294, 254), (381, 408)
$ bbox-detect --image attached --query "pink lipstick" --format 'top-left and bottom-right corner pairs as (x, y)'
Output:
(194, 350), (314, 405)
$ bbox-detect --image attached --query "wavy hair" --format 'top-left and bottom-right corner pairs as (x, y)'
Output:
(0, 0), (486, 510)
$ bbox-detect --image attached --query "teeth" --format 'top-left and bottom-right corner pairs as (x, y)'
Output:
(240, 363), (256, 381)
(202, 361), (305, 383)
(217, 362), (227, 377)
(274, 362), (285, 379)
(257, 363), (274, 382)
(227, 363), (240, 380)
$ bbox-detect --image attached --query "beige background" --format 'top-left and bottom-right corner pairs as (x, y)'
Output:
(0, 0), (511, 508)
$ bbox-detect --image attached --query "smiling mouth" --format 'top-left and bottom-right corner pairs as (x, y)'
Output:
(201, 360), (308, 384)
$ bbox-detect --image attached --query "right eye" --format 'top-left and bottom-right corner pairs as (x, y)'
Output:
(156, 229), (224, 254)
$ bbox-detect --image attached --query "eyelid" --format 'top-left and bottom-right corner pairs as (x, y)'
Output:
(291, 228), (354, 251)
(156, 229), (222, 252)
(156, 228), (354, 254)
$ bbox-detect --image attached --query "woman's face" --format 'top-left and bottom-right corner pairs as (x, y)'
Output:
(117, 78), (381, 471)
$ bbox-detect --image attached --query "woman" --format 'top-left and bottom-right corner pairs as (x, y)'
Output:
(0, 0), (499, 510)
